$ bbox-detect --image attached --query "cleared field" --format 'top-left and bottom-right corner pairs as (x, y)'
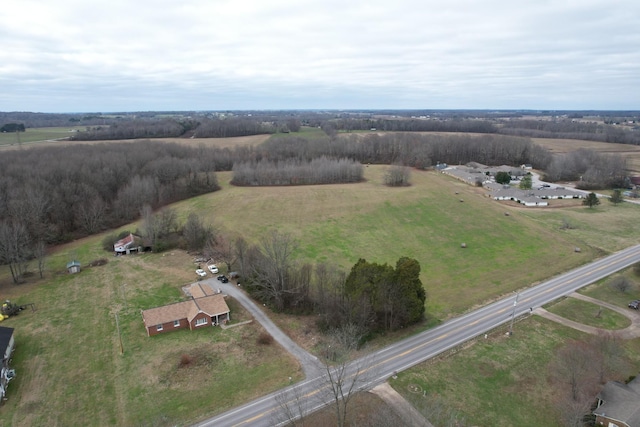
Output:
(175, 165), (639, 319)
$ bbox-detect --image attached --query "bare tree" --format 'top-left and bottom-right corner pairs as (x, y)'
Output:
(234, 236), (250, 278)
(273, 384), (311, 427)
(182, 212), (212, 252)
(384, 164), (411, 187)
(33, 239), (47, 279)
(609, 276), (632, 293)
(248, 230), (302, 311)
(317, 323), (369, 427)
(589, 332), (626, 384)
(549, 340), (599, 401)
(0, 220), (32, 284)
(75, 196), (107, 234)
(205, 234), (236, 272)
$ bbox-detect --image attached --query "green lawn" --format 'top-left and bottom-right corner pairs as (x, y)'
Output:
(393, 317), (640, 426)
(393, 272), (640, 426)
(0, 127), (77, 146)
(0, 246), (300, 427)
(545, 298), (631, 329)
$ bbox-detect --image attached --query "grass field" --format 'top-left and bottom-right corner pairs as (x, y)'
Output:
(0, 127), (79, 147)
(180, 165), (635, 319)
(0, 245), (301, 426)
(393, 315), (640, 426)
(545, 298), (631, 329)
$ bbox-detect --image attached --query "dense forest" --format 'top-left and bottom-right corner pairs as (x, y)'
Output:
(0, 141), (220, 244)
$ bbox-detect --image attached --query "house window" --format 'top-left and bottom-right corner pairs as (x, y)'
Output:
(156, 324), (163, 331)
(195, 318), (207, 327)
(173, 320), (180, 328)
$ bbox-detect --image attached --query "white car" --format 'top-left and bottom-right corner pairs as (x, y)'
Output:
(207, 264), (219, 274)
(195, 269), (207, 277)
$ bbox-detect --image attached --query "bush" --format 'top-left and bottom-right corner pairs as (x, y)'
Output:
(179, 354), (192, 367)
(101, 233), (118, 251)
(609, 276), (632, 293)
(257, 332), (274, 345)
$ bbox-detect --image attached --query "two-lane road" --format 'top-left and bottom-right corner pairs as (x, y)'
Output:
(196, 244), (640, 427)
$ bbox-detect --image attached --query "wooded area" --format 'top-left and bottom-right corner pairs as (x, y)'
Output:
(236, 231), (426, 339)
(0, 141), (221, 283)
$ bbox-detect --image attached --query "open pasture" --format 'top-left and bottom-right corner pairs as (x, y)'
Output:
(179, 165), (625, 319)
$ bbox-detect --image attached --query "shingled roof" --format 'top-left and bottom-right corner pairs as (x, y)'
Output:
(141, 293), (229, 327)
(594, 376), (640, 426)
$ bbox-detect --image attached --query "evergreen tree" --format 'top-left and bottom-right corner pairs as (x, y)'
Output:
(583, 192), (600, 208)
(609, 189), (624, 205)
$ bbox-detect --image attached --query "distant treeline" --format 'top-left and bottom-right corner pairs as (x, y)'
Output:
(231, 157), (363, 186)
(3, 110), (640, 147)
(262, 133), (553, 170)
(321, 118), (497, 135)
(0, 141), (220, 244)
(499, 119), (640, 145)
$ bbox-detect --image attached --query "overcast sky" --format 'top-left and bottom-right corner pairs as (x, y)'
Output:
(1, 0), (638, 113)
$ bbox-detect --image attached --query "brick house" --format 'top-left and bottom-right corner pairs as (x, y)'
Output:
(141, 283), (230, 336)
(593, 376), (640, 426)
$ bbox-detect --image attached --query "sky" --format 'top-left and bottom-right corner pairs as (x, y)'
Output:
(1, 0), (638, 113)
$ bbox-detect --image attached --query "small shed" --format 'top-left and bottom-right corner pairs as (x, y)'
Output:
(66, 260), (81, 274)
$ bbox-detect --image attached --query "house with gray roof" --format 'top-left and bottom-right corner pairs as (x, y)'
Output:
(593, 376), (640, 427)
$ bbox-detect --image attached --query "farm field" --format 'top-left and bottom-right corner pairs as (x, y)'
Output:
(0, 127), (80, 147)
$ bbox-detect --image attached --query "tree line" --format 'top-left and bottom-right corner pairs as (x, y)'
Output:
(543, 148), (628, 189)
(499, 119), (640, 145)
(0, 141), (220, 247)
(320, 117), (497, 135)
(229, 231), (426, 340)
(68, 117), (302, 141)
(231, 157), (363, 186)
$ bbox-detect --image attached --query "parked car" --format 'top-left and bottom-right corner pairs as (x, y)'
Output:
(208, 264), (219, 274)
(195, 269), (207, 277)
(629, 300), (640, 310)
(217, 275), (229, 283)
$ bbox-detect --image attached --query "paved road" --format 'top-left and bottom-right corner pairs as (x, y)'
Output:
(195, 244), (640, 427)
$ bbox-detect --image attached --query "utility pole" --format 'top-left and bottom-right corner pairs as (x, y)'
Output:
(508, 292), (519, 336)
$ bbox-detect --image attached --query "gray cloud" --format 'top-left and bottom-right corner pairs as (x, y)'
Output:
(1, 0), (638, 112)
